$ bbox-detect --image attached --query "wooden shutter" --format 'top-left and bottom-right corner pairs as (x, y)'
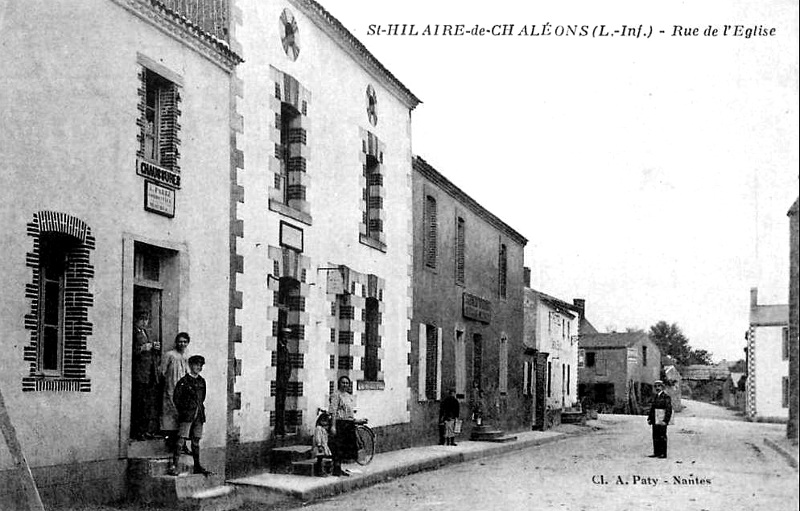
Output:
(158, 84), (180, 171)
(425, 196), (437, 268)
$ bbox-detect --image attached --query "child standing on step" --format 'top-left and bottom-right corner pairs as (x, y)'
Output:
(313, 412), (333, 476)
(170, 355), (212, 476)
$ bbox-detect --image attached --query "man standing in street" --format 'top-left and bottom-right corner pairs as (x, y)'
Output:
(647, 380), (673, 459)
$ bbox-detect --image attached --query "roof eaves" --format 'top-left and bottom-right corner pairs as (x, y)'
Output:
(290, 0), (421, 109)
(413, 156), (528, 246)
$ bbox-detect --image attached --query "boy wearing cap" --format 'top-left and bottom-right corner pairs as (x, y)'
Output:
(647, 380), (673, 459)
(170, 355), (212, 476)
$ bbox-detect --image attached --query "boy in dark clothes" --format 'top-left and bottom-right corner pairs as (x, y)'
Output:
(170, 355), (212, 476)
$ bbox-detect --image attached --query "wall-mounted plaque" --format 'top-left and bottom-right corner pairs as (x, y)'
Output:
(144, 181), (175, 217)
(280, 221), (303, 252)
(463, 292), (492, 323)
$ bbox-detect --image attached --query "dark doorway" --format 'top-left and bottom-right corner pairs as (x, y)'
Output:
(472, 333), (482, 389)
(275, 277), (300, 436)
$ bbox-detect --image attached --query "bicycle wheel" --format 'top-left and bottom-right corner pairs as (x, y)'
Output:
(355, 425), (375, 465)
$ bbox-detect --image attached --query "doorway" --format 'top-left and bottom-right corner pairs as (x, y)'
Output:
(274, 276), (300, 436)
(130, 242), (178, 441)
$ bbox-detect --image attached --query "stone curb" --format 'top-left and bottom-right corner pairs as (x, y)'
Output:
(290, 426), (592, 503)
(763, 437), (799, 470)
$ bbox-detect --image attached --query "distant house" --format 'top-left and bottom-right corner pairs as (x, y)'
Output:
(724, 372), (746, 411)
(663, 365), (683, 412)
(523, 288), (581, 429)
(682, 362), (731, 403)
(746, 287), (790, 422)
(578, 332), (662, 414)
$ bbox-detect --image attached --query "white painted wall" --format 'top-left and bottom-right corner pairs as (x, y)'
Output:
(234, 0), (414, 441)
(532, 299), (579, 410)
(0, 0), (231, 469)
(754, 326), (789, 419)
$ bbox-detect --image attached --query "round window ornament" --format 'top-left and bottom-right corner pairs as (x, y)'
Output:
(280, 8), (300, 61)
(366, 84), (378, 126)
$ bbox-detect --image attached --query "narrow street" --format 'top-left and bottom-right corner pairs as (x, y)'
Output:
(275, 400), (798, 511)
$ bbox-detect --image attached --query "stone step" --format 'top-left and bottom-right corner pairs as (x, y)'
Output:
(185, 485), (243, 511)
(129, 453), (196, 477)
(291, 458), (333, 477)
(561, 412), (586, 425)
(270, 444), (314, 473)
(129, 456), (222, 506)
(470, 429), (505, 439)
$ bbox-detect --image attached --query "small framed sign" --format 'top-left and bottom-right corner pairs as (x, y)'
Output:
(144, 181), (175, 217)
(280, 221), (303, 252)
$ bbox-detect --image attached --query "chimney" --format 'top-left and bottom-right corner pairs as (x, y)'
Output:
(750, 287), (758, 308)
(523, 267), (531, 287)
(573, 298), (585, 316)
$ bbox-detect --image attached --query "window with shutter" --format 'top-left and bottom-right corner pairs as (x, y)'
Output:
(498, 243), (507, 299)
(140, 68), (180, 172)
(455, 217), (465, 285)
(424, 196), (438, 268)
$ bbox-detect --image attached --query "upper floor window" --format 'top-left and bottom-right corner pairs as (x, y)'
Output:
(585, 351), (596, 367)
(424, 196), (438, 269)
(455, 217), (465, 285)
(360, 131), (385, 251)
(279, 102), (303, 204)
(642, 346), (648, 366)
(140, 68), (180, 170)
(498, 243), (507, 299)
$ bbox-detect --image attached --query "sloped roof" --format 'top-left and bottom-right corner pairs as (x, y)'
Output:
(528, 289), (580, 319)
(580, 317), (599, 335)
(579, 331), (649, 349)
(750, 304), (789, 326)
(413, 156), (527, 245)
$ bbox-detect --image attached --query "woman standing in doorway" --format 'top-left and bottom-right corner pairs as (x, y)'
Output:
(161, 332), (191, 461)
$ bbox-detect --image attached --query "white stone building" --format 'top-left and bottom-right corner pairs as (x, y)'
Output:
(227, 0), (420, 470)
(0, 0), (240, 505)
(523, 289), (581, 428)
(746, 287), (790, 421)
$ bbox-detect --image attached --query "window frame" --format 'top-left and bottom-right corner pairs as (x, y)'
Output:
(455, 216), (465, 285)
(37, 234), (69, 376)
(423, 195), (438, 269)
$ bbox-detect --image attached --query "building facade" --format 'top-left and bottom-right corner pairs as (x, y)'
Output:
(746, 287), (790, 421)
(0, 0), (239, 505)
(227, 0), (420, 472)
(578, 332), (662, 414)
(410, 156), (527, 442)
(522, 289), (581, 429)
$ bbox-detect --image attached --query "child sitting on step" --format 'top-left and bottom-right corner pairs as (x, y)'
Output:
(313, 412), (333, 477)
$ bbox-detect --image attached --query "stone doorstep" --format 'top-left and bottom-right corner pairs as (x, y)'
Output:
(184, 485), (243, 511)
(271, 444), (314, 473)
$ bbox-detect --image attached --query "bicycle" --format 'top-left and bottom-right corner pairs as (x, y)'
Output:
(353, 418), (375, 465)
(316, 409), (375, 466)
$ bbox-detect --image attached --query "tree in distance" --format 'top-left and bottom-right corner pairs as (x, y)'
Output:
(649, 320), (713, 367)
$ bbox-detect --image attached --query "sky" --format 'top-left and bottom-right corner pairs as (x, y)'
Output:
(320, 0), (799, 362)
